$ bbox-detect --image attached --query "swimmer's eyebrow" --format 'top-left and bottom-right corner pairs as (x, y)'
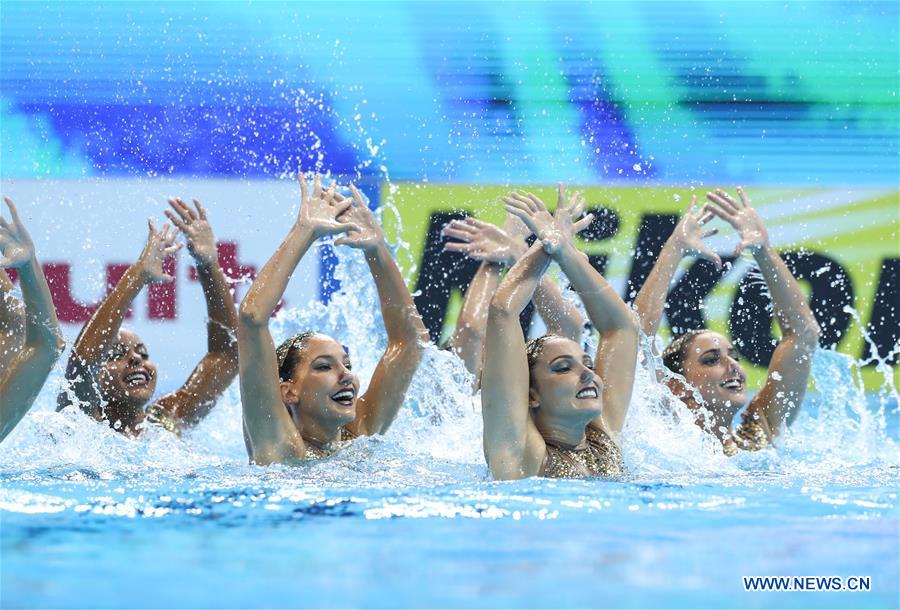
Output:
(549, 355), (576, 365)
(311, 354), (352, 364)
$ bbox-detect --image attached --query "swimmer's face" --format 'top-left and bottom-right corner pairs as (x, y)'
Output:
(679, 331), (748, 413)
(99, 329), (158, 409)
(281, 334), (360, 428)
(529, 337), (603, 421)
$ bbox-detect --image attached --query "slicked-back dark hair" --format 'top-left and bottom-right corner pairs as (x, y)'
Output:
(661, 329), (709, 376)
(276, 331), (316, 382)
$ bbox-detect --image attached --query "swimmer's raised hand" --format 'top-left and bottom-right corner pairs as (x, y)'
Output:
(137, 219), (182, 283)
(672, 196), (721, 267)
(334, 184), (384, 252)
(704, 187), (768, 256)
(297, 173), (356, 238)
(0, 197), (36, 269)
(165, 197), (218, 268)
(442, 214), (529, 265)
(501, 184), (593, 255)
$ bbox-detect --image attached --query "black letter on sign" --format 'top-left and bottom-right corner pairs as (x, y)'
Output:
(581, 206), (620, 277)
(665, 257), (738, 335)
(863, 258), (898, 365)
(625, 214), (678, 303)
(414, 212), (481, 340)
(729, 251), (852, 367)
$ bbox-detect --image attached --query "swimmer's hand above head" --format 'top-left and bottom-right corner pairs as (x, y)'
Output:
(334, 184), (386, 253)
(501, 184), (594, 255)
(703, 187), (768, 256)
(670, 196), (722, 268)
(136, 219), (182, 284)
(295, 173), (360, 239)
(442, 214), (530, 266)
(165, 197), (217, 268)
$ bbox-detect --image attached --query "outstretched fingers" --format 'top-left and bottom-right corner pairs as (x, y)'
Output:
(568, 192), (585, 221)
(735, 186), (750, 208)
(313, 173), (322, 198)
(572, 212), (595, 234)
(707, 189), (739, 214)
(2, 197), (21, 226)
(298, 171), (309, 203)
(524, 192), (547, 213)
(701, 203), (733, 223)
(165, 200), (191, 232)
(192, 198), (207, 220)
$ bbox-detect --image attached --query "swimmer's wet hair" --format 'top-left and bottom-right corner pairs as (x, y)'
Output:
(661, 329), (709, 376)
(276, 331), (316, 382)
(526, 334), (560, 370)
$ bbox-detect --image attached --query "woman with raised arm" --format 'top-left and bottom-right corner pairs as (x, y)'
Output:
(56, 198), (240, 436)
(480, 185), (640, 480)
(634, 187), (820, 455)
(237, 174), (428, 465)
(442, 213), (586, 379)
(1, 197), (66, 442)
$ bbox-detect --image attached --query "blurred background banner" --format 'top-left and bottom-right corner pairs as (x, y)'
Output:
(2, 1), (897, 184)
(1, 1), (897, 389)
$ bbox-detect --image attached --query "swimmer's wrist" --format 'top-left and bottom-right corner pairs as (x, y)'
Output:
(551, 238), (581, 261)
(290, 223), (317, 243)
(363, 239), (391, 259)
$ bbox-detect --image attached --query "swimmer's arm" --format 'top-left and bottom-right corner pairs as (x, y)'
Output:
(747, 244), (820, 435)
(235, 314), (306, 464)
(553, 240), (640, 435)
(348, 240), (429, 436)
(156, 263), (239, 427)
(533, 274), (587, 343)
(481, 243), (549, 480)
(236, 175), (354, 463)
(57, 221), (180, 411)
(0, 198), (66, 442)
(238, 175), (354, 326)
(236, 307), (308, 463)
(155, 199), (239, 427)
(236, 226), (319, 463)
(705, 188), (819, 434)
(451, 261), (501, 377)
(0, 269), (26, 380)
(633, 199), (719, 337)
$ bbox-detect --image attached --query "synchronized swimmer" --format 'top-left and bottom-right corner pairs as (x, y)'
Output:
(0, 178), (822, 478)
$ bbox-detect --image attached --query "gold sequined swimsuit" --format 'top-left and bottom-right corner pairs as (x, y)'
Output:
(539, 425), (626, 479)
(303, 426), (358, 460)
(723, 410), (770, 456)
(144, 404), (178, 433)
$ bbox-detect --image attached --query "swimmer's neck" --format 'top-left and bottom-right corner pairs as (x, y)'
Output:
(535, 417), (590, 449)
(299, 417), (344, 448)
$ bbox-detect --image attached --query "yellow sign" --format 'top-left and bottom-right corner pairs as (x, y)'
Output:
(383, 184), (899, 390)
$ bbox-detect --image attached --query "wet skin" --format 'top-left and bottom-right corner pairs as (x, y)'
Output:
(281, 334), (361, 430)
(99, 329), (158, 411)
(679, 331), (748, 418)
(529, 336), (603, 423)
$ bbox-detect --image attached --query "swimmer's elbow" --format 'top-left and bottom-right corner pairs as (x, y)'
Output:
(788, 318), (821, 350)
(238, 300), (269, 327)
(488, 297), (517, 322)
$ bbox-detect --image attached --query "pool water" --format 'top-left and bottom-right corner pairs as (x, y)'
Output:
(2, 254), (898, 609)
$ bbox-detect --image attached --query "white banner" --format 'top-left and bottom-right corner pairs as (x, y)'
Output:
(1, 178), (322, 393)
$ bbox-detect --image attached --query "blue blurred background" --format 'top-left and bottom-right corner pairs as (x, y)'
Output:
(2, 1), (897, 185)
